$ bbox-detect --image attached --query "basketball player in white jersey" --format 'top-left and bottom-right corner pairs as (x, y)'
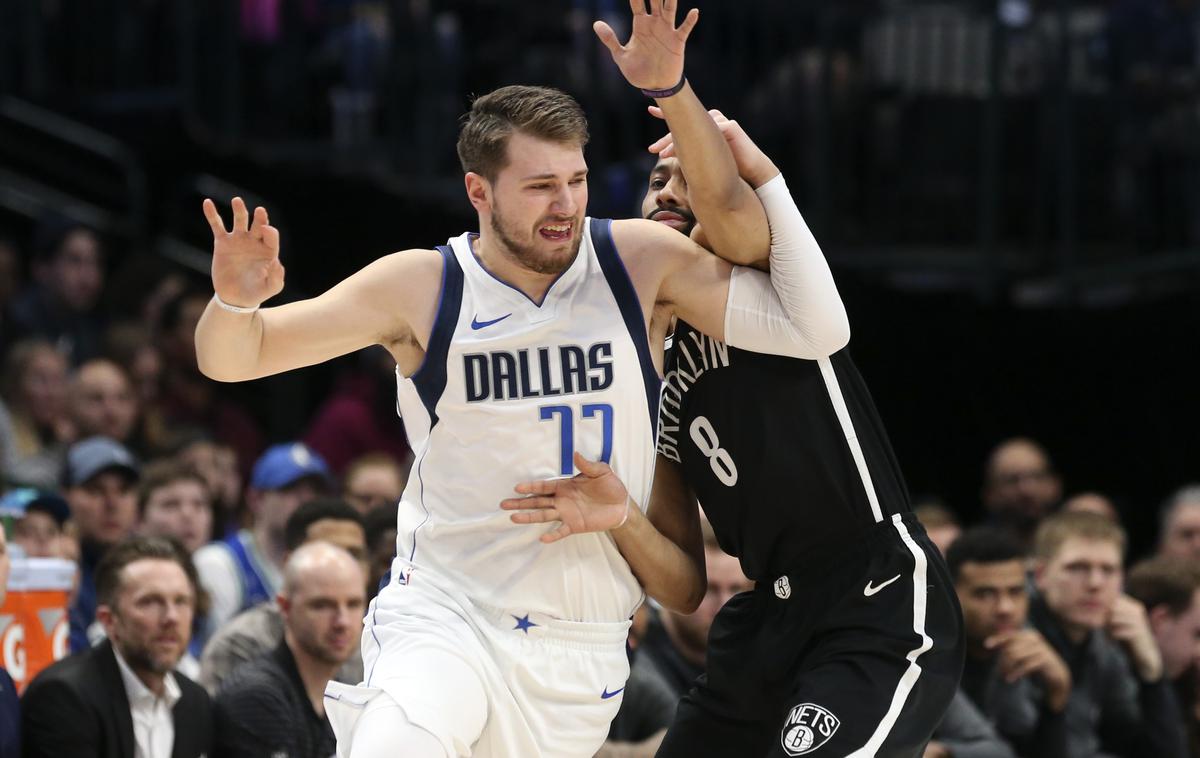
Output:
(194, 3), (848, 756)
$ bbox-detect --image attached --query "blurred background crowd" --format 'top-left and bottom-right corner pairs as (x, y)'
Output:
(0, 0), (1197, 757)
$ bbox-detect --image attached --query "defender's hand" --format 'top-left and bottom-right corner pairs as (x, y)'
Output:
(647, 107), (780, 189)
(202, 197), (285, 309)
(593, 0), (699, 92)
(502, 453), (631, 543)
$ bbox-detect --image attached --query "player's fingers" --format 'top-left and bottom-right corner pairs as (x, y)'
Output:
(659, 143), (676, 159)
(663, 0), (676, 22)
(250, 206), (268, 240)
(500, 496), (555, 511)
(541, 523), (573, 543)
(513, 479), (559, 496)
(648, 105), (666, 121)
(628, 0), (646, 17)
(510, 508), (560, 525)
(678, 8), (699, 39)
(593, 21), (624, 55)
(202, 199), (228, 236)
(261, 225), (280, 253)
(573, 451), (610, 477)
(648, 133), (673, 153)
(231, 197), (250, 232)
(709, 109), (727, 121)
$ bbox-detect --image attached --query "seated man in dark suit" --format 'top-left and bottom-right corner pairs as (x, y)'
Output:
(213, 540), (365, 758)
(20, 535), (212, 758)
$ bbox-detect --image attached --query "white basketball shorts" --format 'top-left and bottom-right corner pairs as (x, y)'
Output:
(324, 558), (632, 758)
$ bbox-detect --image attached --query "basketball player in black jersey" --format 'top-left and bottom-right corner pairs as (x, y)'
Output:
(503, 110), (964, 756)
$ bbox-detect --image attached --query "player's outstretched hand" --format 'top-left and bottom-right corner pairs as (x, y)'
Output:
(502, 452), (631, 544)
(647, 107), (779, 188)
(202, 196), (285, 310)
(593, 0), (699, 92)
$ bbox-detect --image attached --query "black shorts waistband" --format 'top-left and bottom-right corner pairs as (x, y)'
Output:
(756, 511), (927, 594)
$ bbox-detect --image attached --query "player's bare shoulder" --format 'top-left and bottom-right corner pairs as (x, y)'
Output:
(348, 247), (445, 365)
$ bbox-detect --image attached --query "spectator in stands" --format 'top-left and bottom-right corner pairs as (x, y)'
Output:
(174, 432), (243, 537)
(199, 497), (367, 694)
(193, 442), (332, 631)
(21, 536), (212, 758)
(913, 499), (962, 556)
(137, 459), (215, 555)
(1062, 492), (1120, 523)
(363, 503), (397, 601)
(1030, 512), (1188, 758)
(213, 541), (365, 758)
(6, 216), (106, 366)
(0, 523), (18, 758)
(982, 437), (1062, 546)
(157, 288), (264, 472)
(68, 357), (142, 452)
(0, 339), (70, 490)
(1126, 558), (1200, 682)
(942, 527), (1070, 758)
(2, 488), (70, 558)
(64, 435), (141, 652)
(303, 345), (410, 475)
(342, 451), (406, 516)
(639, 521), (754, 698)
(1158, 484), (1200, 561)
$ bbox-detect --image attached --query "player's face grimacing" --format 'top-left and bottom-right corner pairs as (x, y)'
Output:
(488, 131), (588, 276)
(642, 157), (697, 237)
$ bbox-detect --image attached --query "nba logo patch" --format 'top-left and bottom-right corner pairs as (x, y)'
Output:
(780, 703), (840, 755)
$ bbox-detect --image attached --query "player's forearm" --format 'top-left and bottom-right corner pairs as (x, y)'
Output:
(656, 84), (768, 265)
(612, 505), (705, 614)
(724, 176), (850, 358)
(195, 298), (267, 382)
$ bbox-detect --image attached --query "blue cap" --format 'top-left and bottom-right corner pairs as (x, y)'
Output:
(0, 488), (71, 525)
(250, 443), (332, 491)
(65, 436), (139, 487)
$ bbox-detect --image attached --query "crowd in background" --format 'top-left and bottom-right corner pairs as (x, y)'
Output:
(0, 216), (1194, 758)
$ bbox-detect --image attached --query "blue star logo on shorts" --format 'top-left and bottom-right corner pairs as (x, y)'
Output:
(512, 613), (538, 634)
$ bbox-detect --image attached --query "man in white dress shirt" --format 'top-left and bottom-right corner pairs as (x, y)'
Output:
(21, 536), (213, 758)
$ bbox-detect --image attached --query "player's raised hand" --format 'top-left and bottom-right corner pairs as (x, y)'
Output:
(202, 197), (285, 310)
(647, 107), (780, 188)
(501, 452), (632, 543)
(594, 0), (699, 92)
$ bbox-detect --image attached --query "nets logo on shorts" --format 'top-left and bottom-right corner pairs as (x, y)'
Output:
(780, 703), (840, 756)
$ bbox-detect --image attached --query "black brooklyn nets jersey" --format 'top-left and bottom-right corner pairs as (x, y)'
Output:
(657, 321), (912, 582)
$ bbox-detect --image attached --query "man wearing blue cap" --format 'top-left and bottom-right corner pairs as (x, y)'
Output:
(193, 442), (332, 631)
(63, 435), (141, 652)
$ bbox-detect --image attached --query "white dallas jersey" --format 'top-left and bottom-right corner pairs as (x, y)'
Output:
(393, 219), (661, 623)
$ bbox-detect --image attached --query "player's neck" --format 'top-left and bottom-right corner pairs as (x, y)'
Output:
(472, 231), (560, 304)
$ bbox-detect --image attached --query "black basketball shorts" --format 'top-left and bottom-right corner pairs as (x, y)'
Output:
(656, 512), (964, 758)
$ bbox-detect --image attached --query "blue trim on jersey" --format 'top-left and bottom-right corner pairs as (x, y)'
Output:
(464, 232), (575, 308)
(411, 245), (464, 428)
(220, 531), (273, 611)
(590, 218), (661, 436)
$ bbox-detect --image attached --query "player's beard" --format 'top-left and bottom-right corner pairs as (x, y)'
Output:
(491, 200), (581, 276)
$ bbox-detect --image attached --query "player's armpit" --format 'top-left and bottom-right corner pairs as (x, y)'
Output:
(197, 248), (442, 382)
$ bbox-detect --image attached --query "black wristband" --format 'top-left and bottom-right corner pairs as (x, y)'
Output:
(641, 74), (687, 99)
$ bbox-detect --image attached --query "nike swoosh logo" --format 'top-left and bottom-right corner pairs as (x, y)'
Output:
(863, 574), (902, 597)
(601, 686), (625, 700)
(471, 313), (512, 330)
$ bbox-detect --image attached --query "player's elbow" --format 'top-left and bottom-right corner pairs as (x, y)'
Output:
(655, 579), (705, 615)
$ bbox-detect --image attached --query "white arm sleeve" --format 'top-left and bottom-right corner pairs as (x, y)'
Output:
(723, 174), (851, 359)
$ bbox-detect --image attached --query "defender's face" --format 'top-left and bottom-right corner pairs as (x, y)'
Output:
(1036, 537), (1122, 633)
(488, 132), (588, 275)
(955, 560), (1029, 649)
(642, 157), (697, 236)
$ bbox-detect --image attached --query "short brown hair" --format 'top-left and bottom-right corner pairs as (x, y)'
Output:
(95, 536), (200, 609)
(1127, 557), (1200, 616)
(137, 459), (212, 516)
(1033, 511), (1126, 562)
(457, 85), (589, 181)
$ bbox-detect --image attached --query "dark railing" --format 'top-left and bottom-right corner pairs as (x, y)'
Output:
(1, 0), (1198, 302)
